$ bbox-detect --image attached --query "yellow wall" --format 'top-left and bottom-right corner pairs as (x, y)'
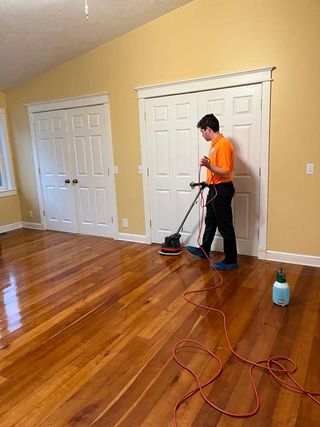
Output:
(5, 0), (320, 255)
(0, 92), (21, 226)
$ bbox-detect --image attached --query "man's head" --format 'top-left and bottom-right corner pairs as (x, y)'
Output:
(197, 114), (219, 141)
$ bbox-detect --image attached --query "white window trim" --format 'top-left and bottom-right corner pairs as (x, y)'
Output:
(0, 108), (17, 196)
(136, 66), (274, 259)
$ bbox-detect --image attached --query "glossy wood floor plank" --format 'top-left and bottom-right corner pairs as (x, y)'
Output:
(0, 229), (319, 426)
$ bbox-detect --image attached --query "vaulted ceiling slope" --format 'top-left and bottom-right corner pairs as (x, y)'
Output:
(0, 0), (192, 91)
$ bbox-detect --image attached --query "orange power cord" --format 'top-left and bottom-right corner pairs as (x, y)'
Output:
(172, 167), (320, 425)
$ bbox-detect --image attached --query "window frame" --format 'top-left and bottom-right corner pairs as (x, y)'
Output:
(0, 108), (17, 197)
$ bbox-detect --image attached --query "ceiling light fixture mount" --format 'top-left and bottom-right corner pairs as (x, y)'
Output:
(84, 0), (89, 20)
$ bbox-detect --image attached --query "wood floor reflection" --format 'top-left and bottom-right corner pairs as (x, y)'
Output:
(0, 229), (319, 426)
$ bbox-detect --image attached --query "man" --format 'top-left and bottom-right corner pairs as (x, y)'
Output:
(187, 113), (238, 270)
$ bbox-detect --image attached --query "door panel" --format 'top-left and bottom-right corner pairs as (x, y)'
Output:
(146, 84), (262, 257)
(198, 84), (261, 256)
(66, 105), (113, 237)
(34, 111), (77, 232)
(34, 105), (115, 238)
(146, 93), (200, 246)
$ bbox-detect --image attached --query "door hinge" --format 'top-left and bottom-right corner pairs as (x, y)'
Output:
(147, 168), (149, 177)
(144, 111), (147, 121)
(260, 98), (263, 109)
(107, 168), (110, 176)
(149, 219), (152, 228)
(259, 167), (261, 177)
(38, 167), (41, 175)
(111, 216), (113, 223)
(43, 209), (45, 217)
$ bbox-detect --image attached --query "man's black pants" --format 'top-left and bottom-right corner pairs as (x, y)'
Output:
(201, 182), (237, 263)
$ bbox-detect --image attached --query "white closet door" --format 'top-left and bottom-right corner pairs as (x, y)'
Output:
(66, 105), (114, 237)
(198, 84), (262, 256)
(146, 93), (200, 246)
(34, 111), (77, 233)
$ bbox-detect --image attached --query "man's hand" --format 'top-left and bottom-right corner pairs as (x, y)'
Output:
(200, 156), (228, 178)
(200, 156), (211, 168)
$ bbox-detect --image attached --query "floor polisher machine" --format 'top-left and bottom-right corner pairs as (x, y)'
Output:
(159, 181), (207, 256)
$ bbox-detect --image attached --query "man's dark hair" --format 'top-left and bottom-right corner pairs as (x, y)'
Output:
(197, 114), (219, 132)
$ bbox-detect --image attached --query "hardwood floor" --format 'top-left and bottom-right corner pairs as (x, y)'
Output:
(0, 229), (319, 426)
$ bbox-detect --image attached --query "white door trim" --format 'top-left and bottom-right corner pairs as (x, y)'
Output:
(27, 93), (118, 236)
(136, 67), (275, 258)
(26, 93), (109, 113)
(136, 67), (274, 99)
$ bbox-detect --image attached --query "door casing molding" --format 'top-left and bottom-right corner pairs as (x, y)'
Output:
(27, 93), (118, 236)
(136, 67), (275, 258)
(26, 93), (109, 113)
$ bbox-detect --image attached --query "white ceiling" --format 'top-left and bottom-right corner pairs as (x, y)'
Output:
(0, 0), (193, 91)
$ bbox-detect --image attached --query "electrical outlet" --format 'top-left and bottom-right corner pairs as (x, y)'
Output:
(114, 165), (119, 174)
(122, 218), (128, 228)
(138, 165), (143, 174)
(28, 210), (33, 218)
(306, 163), (314, 175)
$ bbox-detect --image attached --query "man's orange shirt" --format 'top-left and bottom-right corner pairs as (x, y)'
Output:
(206, 134), (235, 185)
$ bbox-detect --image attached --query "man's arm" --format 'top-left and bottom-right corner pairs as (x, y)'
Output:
(200, 156), (228, 178)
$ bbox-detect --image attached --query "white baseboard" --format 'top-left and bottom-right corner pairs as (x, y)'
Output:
(22, 222), (43, 230)
(265, 250), (320, 268)
(0, 222), (22, 233)
(1, 225), (317, 267)
(0, 222), (44, 234)
(115, 233), (150, 244)
(258, 246), (267, 260)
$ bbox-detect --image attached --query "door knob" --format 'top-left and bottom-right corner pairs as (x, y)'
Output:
(64, 179), (70, 184)
(72, 179), (78, 184)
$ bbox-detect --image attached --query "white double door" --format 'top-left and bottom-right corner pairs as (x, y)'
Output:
(34, 105), (115, 237)
(145, 84), (262, 256)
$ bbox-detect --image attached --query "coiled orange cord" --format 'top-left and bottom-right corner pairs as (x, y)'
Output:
(172, 167), (320, 425)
